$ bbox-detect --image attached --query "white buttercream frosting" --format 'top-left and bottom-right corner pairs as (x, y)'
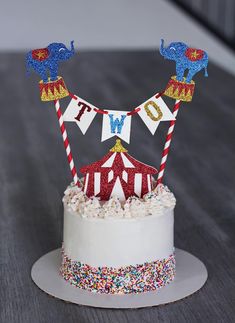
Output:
(63, 181), (176, 219)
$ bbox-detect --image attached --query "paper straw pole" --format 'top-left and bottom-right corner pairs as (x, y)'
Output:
(156, 99), (181, 186)
(54, 100), (80, 186)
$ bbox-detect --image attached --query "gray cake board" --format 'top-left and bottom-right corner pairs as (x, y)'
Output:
(31, 248), (207, 308)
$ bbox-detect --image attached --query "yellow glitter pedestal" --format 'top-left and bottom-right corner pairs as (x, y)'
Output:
(39, 77), (69, 101)
(164, 76), (195, 102)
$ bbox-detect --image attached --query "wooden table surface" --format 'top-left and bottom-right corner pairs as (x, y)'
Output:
(0, 51), (235, 323)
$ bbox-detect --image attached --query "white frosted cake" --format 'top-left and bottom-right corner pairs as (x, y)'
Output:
(60, 140), (176, 294)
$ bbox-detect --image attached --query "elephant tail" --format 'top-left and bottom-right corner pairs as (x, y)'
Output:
(204, 65), (208, 77)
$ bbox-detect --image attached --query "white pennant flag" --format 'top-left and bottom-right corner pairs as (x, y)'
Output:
(101, 110), (131, 143)
(63, 95), (97, 134)
(137, 94), (175, 135)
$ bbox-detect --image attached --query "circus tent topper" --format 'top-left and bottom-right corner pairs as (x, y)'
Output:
(80, 139), (157, 201)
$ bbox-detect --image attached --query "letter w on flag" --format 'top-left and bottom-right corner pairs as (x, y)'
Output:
(101, 110), (131, 143)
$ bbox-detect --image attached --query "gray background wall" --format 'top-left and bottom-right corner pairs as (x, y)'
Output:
(1, 0), (235, 74)
(175, 0), (235, 42)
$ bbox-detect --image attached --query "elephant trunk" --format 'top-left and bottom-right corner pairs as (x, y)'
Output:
(159, 39), (166, 57)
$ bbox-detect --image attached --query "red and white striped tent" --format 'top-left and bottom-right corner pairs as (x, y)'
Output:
(80, 139), (157, 201)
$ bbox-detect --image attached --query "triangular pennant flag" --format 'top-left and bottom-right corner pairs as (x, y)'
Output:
(137, 94), (175, 134)
(101, 110), (131, 143)
(63, 95), (97, 134)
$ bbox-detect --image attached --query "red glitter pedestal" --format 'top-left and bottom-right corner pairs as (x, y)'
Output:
(164, 76), (195, 102)
(39, 76), (69, 101)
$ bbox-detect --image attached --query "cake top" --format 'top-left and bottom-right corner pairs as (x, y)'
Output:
(63, 182), (176, 219)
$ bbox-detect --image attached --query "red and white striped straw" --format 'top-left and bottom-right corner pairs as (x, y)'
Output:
(54, 100), (80, 186)
(156, 99), (181, 186)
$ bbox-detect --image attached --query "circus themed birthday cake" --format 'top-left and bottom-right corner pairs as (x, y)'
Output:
(61, 140), (176, 294)
(27, 40), (208, 297)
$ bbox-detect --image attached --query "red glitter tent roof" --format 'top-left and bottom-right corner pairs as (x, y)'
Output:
(80, 139), (157, 175)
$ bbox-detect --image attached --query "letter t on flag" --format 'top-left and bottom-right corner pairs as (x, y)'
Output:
(63, 95), (97, 134)
(101, 110), (131, 143)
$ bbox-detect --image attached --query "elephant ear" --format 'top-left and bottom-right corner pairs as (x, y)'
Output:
(185, 48), (204, 61)
(32, 48), (49, 61)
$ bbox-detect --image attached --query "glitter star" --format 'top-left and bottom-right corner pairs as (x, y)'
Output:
(191, 50), (199, 59)
(37, 51), (46, 59)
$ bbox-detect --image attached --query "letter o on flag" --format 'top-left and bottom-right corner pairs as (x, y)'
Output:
(144, 101), (163, 121)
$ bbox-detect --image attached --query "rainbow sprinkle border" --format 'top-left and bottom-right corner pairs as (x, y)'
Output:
(60, 249), (175, 294)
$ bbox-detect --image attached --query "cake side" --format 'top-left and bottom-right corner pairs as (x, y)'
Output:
(63, 204), (174, 267)
(60, 183), (176, 294)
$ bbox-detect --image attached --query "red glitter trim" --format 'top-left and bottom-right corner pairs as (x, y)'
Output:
(155, 92), (164, 99)
(94, 108), (109, 114)
(69, 92), (78, 100)
(127, 108), (141, 116)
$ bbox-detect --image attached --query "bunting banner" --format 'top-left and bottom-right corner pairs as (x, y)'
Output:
(63, 95), (97, 134)
(137, 94), (175, 135)
(63, 93), (174, 141)
(101, 110), (132, 143)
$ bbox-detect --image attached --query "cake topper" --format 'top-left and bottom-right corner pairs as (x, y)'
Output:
(26, 41), (80, 186)
(63, 93), (174, 142)
(26, 40), (208, 197)
(80, 139), (157, 201)
(26, 41), (75, 101)
(156, 39), (209, 186)
(160, 39), (208, 102)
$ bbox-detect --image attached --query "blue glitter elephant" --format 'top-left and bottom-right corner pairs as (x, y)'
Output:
(160, 39), (208, 83)
(26, 41), (75, 83)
